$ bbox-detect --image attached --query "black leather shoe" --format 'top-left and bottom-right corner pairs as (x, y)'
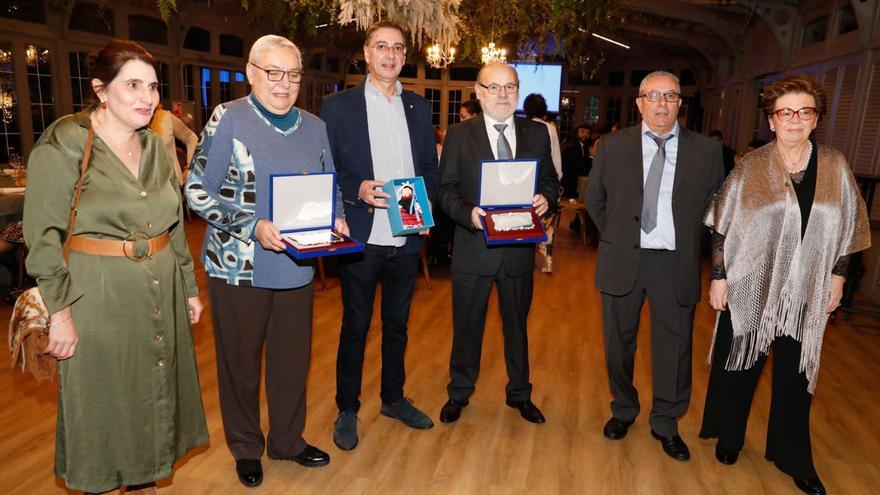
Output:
(793, 476), (826, 495)
(650, 429), (691, 461)
(235, 459), (263, 488)
(270, 444), (330, 467)
(714, 444), (739, 465)
(603, 417), (634, 440)
(440, 399), (467, 423)
(505, 400), (546, 424)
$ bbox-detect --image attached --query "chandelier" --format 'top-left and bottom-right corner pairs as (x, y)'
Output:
(425, 43), (456, 69)
(480, 42), (507, 64)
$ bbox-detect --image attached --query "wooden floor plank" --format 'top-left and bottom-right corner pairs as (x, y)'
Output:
(1, 212), (877, 494)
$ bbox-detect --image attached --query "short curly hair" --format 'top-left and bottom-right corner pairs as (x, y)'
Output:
(761, 75), (826, 119)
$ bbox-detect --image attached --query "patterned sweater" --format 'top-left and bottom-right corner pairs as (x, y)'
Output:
(185, 95), (342, 289)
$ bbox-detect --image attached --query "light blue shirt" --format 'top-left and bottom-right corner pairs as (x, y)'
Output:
(364, 75), (415, 247)
(640, 121), (679, 250)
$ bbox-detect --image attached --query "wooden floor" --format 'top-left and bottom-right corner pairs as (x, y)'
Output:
(1, 211), (879, 494)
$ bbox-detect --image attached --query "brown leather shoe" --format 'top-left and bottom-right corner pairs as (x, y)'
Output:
(439, 399), (467, 423)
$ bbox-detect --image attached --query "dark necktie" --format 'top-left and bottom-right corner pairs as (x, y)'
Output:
(641, 133), (673, 234)
(494, 123), (512, 160)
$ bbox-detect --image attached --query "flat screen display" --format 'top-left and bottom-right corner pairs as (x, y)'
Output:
(512, 62), (563, 113)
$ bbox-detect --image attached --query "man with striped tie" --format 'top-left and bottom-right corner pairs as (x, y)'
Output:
(438, 61), (559, 425)
(584, 70), (724, 461)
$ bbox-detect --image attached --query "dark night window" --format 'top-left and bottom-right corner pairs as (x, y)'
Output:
(425, 66), (442, 80)
(802, 16), (828, 46)
(399, 63), (417, 79)
(1, 0), (46, 23)
(630, 70), (650, 87)
(219, 34), (244, 57)
(608, 71), (624, 87)
(326, 57), (340, 74)
(184, 27), (211, 52)
(680, 69), (696, 86)
(838, 6), (858, 35)
(129, 15), (168, 45)
(69, 2), (115, 36)
(347, 59), (366, 75)
(450, 67), (479, 82)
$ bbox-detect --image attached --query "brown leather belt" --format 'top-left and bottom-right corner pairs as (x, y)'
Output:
(68, 231), (171, 261)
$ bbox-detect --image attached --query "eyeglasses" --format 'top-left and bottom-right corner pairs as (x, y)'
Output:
(639, 92), (681, 103)
(371, 42), (406, 55)
(478, 82), (519, 95)
(249, 62), (304, 83)
(771, 107), (818, 121)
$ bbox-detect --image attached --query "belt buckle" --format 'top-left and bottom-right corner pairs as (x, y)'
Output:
(123, 231), (151, 261)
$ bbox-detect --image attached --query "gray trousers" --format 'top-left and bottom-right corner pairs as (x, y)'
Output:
(600, 249), (695, 436)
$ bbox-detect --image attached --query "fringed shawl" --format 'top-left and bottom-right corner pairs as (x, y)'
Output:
(705, 142), (870, 393)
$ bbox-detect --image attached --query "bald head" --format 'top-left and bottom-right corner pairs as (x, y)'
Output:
(475, 62), (520, 121)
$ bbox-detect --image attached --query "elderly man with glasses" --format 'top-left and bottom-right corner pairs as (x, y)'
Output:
(321, 21), (440, 451)
(584, 70), (724, 461)
(437, 61), (559, 425)
(186, 34), (345, 488)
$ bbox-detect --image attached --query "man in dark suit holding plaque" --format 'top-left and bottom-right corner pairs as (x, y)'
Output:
(438, 62), (559, 424)
(584, 71), (724, 461)
(321, 21), (439, 451)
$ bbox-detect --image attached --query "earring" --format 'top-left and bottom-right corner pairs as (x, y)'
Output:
(100, 100), (107, 109)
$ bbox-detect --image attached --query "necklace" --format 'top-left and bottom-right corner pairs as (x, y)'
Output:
(93, 112), (139, 159)
(777, 141), (811, 173)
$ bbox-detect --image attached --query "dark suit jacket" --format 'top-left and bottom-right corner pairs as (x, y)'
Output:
(440, 115), (560, 277)
(561, 140), (591, 197)
(321, 81), (439, 256)
(584, 124), (723, 306)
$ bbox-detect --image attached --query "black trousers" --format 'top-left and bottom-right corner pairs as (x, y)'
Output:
(601, 249), (695, 436)
(700, 310), (817, 479)
(336, 244), (418, 412)
(207, 277), (312, 460)
(447, 266), (533, 402)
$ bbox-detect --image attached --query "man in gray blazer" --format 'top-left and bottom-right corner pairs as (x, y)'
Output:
(584, 70), (723, 461)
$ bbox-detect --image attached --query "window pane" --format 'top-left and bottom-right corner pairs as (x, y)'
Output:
(838, 6), (858, 35)
(129, 15), (168, 45)
(183, 65), (195, 102)
(605, 97), (621, 128)
(69, 51), (94, 111)
(399, 63), (417, 79)
(0, 44), (22, 162)
(200, 67), (212, 126)
(26, 44), (53, 142)
(68, 2), (115, 36)
(447, 89), (462, 125)
(219, 70), (231, 104)
(219, 34), (244, 57)
(184, 27), (211, 52)
(803, 16), (828, 46)
(156, 61), (170, 100)
(584, 96), (600, 125)
(425, 88), (441, 127)
(450, 67), (479, 82)
(0, 0), (46, 23)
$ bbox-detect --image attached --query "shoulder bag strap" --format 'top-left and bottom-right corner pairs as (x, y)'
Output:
(62, 127), (95, 263)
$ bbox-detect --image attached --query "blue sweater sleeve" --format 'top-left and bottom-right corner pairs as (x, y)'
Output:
(185, 104), (258, 242)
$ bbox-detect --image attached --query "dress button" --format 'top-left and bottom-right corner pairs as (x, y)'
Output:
(156, 359), (165, 368)
(634, 216), (639, 222)
(633, 244), (639, 249)
(155, 334), (164, 343)
(152, 279), (159, 286)
(367, 207), (374, 214)
(146, 222), (152, 229)
(140, 191), (148, 198)
(154, 307), (161, 316)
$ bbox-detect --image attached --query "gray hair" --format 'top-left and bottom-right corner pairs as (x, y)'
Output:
(638, 70), (680, 94)
(248, 35), (301, 65)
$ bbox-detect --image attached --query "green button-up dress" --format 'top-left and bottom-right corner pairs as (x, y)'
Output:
(22, 109), (208, 493)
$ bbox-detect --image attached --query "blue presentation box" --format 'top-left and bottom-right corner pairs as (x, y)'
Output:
(270, 172), (363, 260)
(478, 159), (547, 245)
(381, 177), (435, 236)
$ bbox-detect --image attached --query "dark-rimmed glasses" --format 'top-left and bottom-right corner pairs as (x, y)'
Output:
(639, 92), (681, 103)
(249, 62), (304, 83)
(771, 107), (818, 121)
(478, 82), (519, 95)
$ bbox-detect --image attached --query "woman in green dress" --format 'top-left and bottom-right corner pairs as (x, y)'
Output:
(23, 40), (208, 494)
